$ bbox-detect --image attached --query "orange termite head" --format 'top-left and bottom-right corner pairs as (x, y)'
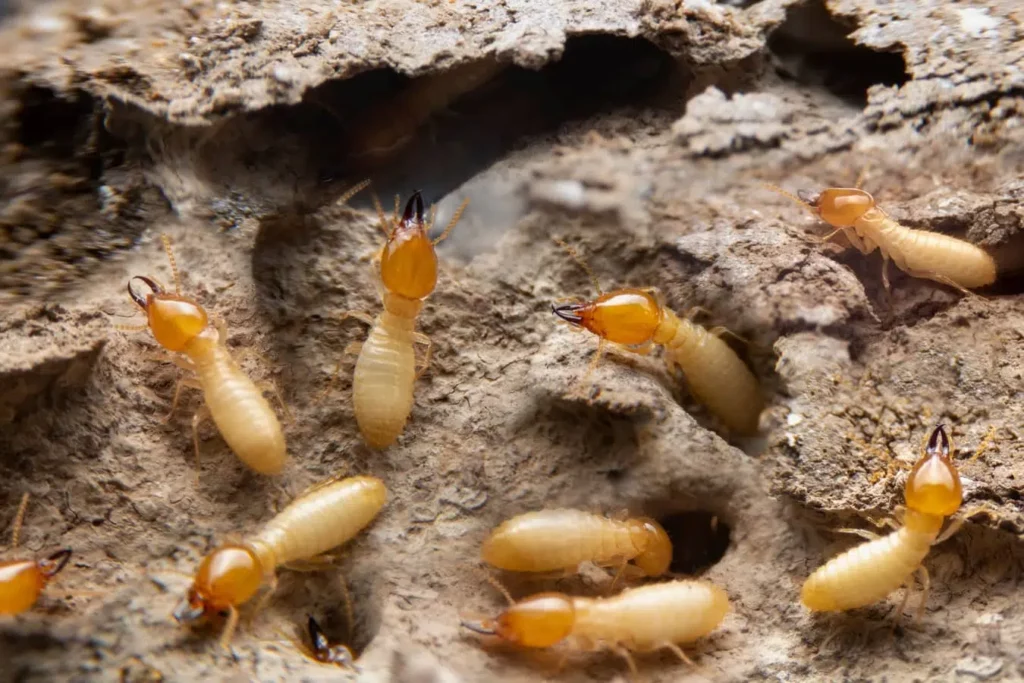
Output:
(128, 276), (210, 353)
(552, 288), (663, 346)
(799, 187), (876, 228)
(0, 548), (72, 616)
(629, 517), (673, 576)
(461, 593), (575, 648)
(380, 191), (438, 301)
(905, 425), (963, 517)
(173, 545), (263, 623)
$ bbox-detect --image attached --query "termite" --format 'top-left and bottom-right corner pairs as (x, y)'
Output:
(344, 191), (468, 449)
(766, 185), (997, 292)
(173, 475), (386, 647)
(482, 509), (673, 581)
(801, 425), (987, 617)
(122, 234), (291, 475)
(0, 493), (73, 615)
(551, 242), (764, 435)
(462, 579), (729, 675)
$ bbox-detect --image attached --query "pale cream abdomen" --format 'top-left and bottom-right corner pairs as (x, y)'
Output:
(481, 510), (637, 572)
(573, 580), (729, 650)
(873, 219), (997, 289)
(801, 527), (932, 612)
(194, 346), (287, 475)
(353, 312), (417, 449)
(253, 476), (387, 568)
(664, 315), (763, 435)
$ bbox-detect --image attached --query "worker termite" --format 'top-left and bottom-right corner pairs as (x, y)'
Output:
(0, 493), (73, 615)
(343, 190), (468, 448)
(551, 241), (764, 435)
(462, 579), (729, 675)
(766, 185), (997, 292)
(122, 234), (289, 475)
(482, 509), (673, 581)
(174, 475), (386, 647)
(801, 425), (989, 618)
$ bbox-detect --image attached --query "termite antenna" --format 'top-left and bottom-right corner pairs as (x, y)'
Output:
(761, 183), (818, 216)
(434, 197), (469, 245)
(9, 492), (29, 549)
(554, 237), (603, 295)
(370, 192), (392, 239)
(337, 179), (371, 207)
(161, 235), (182, 295)
(128, 276), (162, 310)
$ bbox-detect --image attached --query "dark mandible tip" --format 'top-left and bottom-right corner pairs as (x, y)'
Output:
(402, 191), (425, 224)
(927, 424), (950, 458)
(41, 548), (73, 577)
(552, 302), (584, 324)
(460, 619), (496, 636)
(308, 615), (330, 652)
(796, 189), (821, 206)
(172, 599), (204, 623)
(128, 276), (162, 309)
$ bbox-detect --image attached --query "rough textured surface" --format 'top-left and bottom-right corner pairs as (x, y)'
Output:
(1, 0), (1023, 681)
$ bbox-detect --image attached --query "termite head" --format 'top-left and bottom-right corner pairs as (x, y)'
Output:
(174, 545), (263, 623)
(380, 192), (439, 301)
(308, 615), (357, 668)
(802, 188), (876, 228)
(552, 288), (663, 346)
(461, 593), (575, 648)
(128, 276), (209, 352)
(0, 549), (72, 616)
(905, 425), (962, 517)
(629, 518), (673, 576)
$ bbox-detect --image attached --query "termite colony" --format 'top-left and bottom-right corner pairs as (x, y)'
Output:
(7, 163), (1007, 680)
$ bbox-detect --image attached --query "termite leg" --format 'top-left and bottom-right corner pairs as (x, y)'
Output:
(890, 583), (911, 635)
(658, 641), (695, 667)
(9, 492), (29, 548)
(934, 504), (998, 545)
(340, 311), (376, 327)
(881, 255), (893, 296)
(219, 605), (241, 651)
(901, 266), (979, 298)
(248, 575), (279, 625)
(162, 378), (202, 423)
(256, 381), (292, 423)
(191, 405), (212, 474)
(413, 332), (432, 379)
(116, 323), (150, 333)
(708, 325), (751, 346)
(610, 645), (639, 677)
(913, 566), (930, 623)
(965, 426), (997, 465)
(831, 527), (882, 542)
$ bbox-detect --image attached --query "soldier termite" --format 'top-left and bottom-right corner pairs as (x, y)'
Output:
(461, 579), (729, 675)
(801, 425), (991, 618)
(482, 509), (672, 582)
(173, 475), (386, 648)
(121, 234), (291, 475)
(342, 190), (468, 449)
(0, 494), (73, 615)
(765, 185), (997, 293)
(551, 241), (764, 435)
